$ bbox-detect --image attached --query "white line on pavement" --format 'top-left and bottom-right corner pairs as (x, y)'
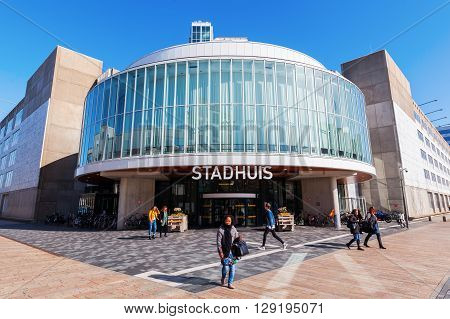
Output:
(134, 221), (420, 284)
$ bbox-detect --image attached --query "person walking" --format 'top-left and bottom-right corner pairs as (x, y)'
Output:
(346, 209), (364, 250)
(364, 207), (386, 249)
(217, 215), (240, 289)
(148, 206), (159, 240)
(159, 205), (169, 238)
(259, 202), (287, 250)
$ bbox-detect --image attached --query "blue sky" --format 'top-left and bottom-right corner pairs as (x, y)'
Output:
(0, 0), (449, 123)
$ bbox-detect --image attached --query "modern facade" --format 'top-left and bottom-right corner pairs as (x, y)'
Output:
(0, 46), (102, 221)
(75, 37), (376, 229)
(437, 125), (450, 145)
(342, 50), (450, 218)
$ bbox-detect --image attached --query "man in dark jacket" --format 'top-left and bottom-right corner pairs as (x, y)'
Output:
(364, 207), (386, 249)
(346, 209), (364, 250)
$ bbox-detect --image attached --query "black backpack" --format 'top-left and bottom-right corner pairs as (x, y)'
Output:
(232, 240), (249, 257)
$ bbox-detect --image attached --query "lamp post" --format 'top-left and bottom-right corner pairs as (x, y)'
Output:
(419, 99), (437, 107)
(399, 167), (409, 229)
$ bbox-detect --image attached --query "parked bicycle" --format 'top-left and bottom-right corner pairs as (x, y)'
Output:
(44, 212), (66, 225)
(124, 213), (148, 230)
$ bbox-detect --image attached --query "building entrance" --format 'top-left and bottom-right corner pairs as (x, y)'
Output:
(200, 194), (257, 227)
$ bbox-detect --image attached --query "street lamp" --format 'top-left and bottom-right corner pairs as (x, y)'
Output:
(431, 116), (447, 123)
(424, 108), (443, 116)
(399, 167), (409, 229)
(419, 99), (437, 107)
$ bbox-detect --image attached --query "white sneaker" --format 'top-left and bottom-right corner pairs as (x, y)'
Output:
(282, 243), (288, 250)
(258, 246), (266, 250)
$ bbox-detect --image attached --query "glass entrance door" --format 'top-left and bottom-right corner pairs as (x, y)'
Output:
(200, 196), (257, 227)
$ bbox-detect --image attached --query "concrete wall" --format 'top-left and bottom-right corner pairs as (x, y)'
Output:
(342, 50), (450, 218)
(117, 178), (155, 230)
(301, 177), (338, 217)
(342, 50), (403, 213)
(0, 46), (103, 221)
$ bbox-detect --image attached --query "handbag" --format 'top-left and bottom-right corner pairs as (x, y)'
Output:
(232, 240), (249, 257)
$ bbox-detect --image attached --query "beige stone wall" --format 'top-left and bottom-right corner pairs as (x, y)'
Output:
(342, 50), (403, 212)
(301, 177), (337, 216)
(117, 178), (156, 230)
(40, 46), (102, 168)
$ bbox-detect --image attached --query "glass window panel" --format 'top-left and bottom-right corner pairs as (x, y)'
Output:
(109, 77), (118, 117)
(155, 65), (165, 108)
(265, 62), (275, 106)
(309, 111), (319, 154)
(122, 113), (132, 157)
(267, 106), (277, 152)
(315, 70), (325, 112)
(174, 106), (185, 153)
(135, 69), (145, 111)
(105, 116), (115, 160)
(132, 111), (142, 156)
(176, 62), (186, 105)
(198, 105), (208, 151)
(93, 121), (100, 161)
(256, 105), (266, 151)
(221, 104), (231, 151)
(279, 106), (288, 152)
(305, 68), (316, 110)
(318, 112), (329, 154)
(289, 106), (298, 152)
(254, 61), (265, 105)
(210, 104), (220, 152)
(164, 107), (174, 153)
(125, 71), (136, 113)
(198, 61), (208, 105)
(331, 76), (339, 114)
(243, 60), (254, 105)
(117, 73), (127, 114)
(232, 60), (243, 104)
(323, 73), (332, 114)
(233, 104), (244, 151)
(102, 79), (111, 119)
(98, 119), (108, 161)
(299, 109), (310, 154)
(245, 104), (256, 152)
(210, 60), (220, 104)
(221, 60), (231, 104)
(286, 64), (295, 107)
(188, 61), (198, 105)
(144, 66), (155, 110)
(328, 114), (336, 156)
(152, 108), (163, 154)
(142, 110), (152, 155)
(96, 82), (105, 122)
(276, 63), (287, 106)
(296, 66), (307, 109)
(187, 106), (196, 152)
(165, 63), (175, 107)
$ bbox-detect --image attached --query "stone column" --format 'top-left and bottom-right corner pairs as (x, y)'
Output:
(117, 177), (155, 230)
(330, 177), (341, 229)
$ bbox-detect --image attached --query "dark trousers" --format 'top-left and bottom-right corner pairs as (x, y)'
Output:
(262, 228), (284, 246)
(159, 223), (168, 237)
(364, 232), (383, 247)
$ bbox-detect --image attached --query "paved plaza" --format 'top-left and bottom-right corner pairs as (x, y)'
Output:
(1, 217), (449, 298)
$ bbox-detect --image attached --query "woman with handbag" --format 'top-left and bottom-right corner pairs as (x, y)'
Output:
(158, 205), (169, 238)
(217, 215), (241, 289)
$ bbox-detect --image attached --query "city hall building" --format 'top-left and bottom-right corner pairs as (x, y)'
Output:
(74, 23), (375, 229)
(3, 22), (448, 228)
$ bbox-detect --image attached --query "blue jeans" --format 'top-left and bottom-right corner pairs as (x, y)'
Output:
(221, 252), (236, 285)
(353, 233), (361, 241)
(148, 220), (157, 237)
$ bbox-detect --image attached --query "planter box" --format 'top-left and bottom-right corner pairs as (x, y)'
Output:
(168, 215), (188, 232)
(276, 214), (295, 232)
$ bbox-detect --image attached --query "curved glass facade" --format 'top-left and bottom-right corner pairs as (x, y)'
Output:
(78, 59), (372, 166)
